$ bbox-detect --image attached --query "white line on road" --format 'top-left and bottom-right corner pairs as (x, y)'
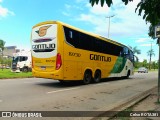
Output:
(47, 87), (80, 94)
(96, 82), (109, 86)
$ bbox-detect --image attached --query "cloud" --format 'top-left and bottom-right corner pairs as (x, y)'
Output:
(136, 38), (151, 43)
(140, 44), (152, 47)
(140, 43), (156, 47)
(86, 3), (110, 15)
(64, 4), (71, 10)
(0, 5), (15, 18)
(76, 0), (149, 38)
(0, 0), (2, 3)
(62, 11), (70, 17)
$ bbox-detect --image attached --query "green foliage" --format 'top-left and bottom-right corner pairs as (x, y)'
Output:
(0, 57), (12, 67)
(147, 49), (155, 70)
(135, 0), (160, 26)
(0, 69), (32, 79)
(142, 59), (148, 68)
(90, 0), (133, 7)
(133, 58), (158, 69)
(152, 61), (158, 70)
(135, 0), (160, 38)
(134, 61), (141, 69)
(0, 39), (5, 51)
(148, 25), (156, 39)
(147, 49), (155, 57)
(132, 46), (141, 55)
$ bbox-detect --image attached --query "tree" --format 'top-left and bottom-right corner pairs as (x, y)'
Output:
(152, 61), (158, 70)
(0, 39), (5, 52)
(142, 59), (148, 68)
(135, 0), (160, 26)
(147, 49), (155, 70)
(90, 0), (133, 7)
(128, 46), (141, 55)
(132, 46), (141, 55)
(0, 39), (6, 71)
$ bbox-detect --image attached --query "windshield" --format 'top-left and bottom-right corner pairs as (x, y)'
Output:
(12, 56), (28, 63)
(12, 57), (19, 63)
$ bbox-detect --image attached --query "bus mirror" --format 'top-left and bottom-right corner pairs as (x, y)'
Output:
(134, 55), (138, 62)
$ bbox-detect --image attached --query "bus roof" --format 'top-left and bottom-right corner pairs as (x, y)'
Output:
(33, 20), (132, 51)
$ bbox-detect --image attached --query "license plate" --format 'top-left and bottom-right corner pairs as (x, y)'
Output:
(41, 66), (46, 70)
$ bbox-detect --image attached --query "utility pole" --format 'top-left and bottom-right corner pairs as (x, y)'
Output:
(106, 15), (115, 38)
(157, 38), (160, 103)
(155, 25), (160, 103)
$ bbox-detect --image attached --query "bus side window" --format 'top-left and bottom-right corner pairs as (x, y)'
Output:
(129, 50), (134, 62)
(64, 27), (77, 47)
(122, 47), (129, 59)
(69, 31), (73, 39)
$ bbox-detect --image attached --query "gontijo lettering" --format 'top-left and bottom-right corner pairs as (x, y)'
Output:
(32, 43), (55, 50)
(90, 54), (111, 62)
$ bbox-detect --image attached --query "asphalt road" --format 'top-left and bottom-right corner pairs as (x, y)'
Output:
(0, 71), (158, 117)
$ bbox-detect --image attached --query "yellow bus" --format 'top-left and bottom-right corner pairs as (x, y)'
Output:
(31, 21), (134, 84)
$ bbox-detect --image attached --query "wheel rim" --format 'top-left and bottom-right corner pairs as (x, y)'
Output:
(23, 68), (28, 72)
(84, 71), (91, 84)
(94, 71), (101, 83)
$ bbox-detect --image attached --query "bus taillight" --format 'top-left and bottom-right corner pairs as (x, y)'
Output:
(56, 53), (62, 70)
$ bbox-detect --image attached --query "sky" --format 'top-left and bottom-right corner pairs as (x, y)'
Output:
(0, 0), (158, 62)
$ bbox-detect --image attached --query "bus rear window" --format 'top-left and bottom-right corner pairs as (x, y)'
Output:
(33, 38), (52, 43)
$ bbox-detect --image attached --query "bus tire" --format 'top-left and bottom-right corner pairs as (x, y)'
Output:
(94, 70), (101, 83)
(83, 70), (92, 84)
(59, 80), (65, 84)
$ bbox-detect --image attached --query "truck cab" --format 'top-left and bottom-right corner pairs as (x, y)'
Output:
(11, 51), (32, 72)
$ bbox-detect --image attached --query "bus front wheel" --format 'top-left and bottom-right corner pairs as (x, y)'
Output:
(83, 70), (92, 84)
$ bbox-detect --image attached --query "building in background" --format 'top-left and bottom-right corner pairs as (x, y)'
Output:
(3, 46), (20, 58)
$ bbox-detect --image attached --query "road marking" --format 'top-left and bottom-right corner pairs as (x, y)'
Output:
(0, 100), (2, 102)
(91, 82), (109, 87)
(47, 87), (80, 94)
(97, 82), (109, 86)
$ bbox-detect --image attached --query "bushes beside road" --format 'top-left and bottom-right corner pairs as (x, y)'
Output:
(0, 69), (32, 79)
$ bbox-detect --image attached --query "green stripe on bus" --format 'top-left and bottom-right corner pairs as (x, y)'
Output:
(110, 57), (127, 73)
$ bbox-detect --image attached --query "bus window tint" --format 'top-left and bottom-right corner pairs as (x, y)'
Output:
(129, 50), (134, 62)
(64, 26), (124, 57)
(64, 27), (79, 47)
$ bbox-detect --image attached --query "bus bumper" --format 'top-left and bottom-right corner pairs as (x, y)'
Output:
(32, 69), (62, 80)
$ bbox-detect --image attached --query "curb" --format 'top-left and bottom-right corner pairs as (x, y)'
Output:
(91, 86), (157, 120)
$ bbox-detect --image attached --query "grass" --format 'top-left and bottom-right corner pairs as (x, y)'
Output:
(0, 69), (33, 79)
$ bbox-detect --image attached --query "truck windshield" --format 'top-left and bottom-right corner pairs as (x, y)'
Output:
(12, 57), (19, 63)
(12, 56), (28, 62)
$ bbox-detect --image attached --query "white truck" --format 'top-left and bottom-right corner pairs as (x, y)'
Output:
(11, 50), (32, 72)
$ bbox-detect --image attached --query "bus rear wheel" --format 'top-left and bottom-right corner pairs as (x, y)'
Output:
(94, 70), (101, 83)
(83, 70), (92, 84)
